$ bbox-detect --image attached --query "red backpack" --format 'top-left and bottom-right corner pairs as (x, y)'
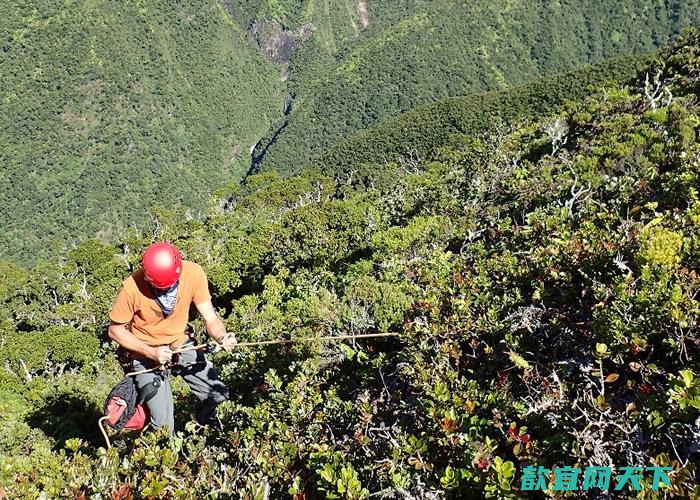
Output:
(99, 376), (160, 446)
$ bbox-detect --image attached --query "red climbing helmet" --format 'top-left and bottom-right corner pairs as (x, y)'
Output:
(142, 242), (182, 289)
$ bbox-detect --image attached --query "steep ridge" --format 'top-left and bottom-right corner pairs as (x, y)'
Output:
(252, 0), (700, 176)
(304, 52), (653, 176)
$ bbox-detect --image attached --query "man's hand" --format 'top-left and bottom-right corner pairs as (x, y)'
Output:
(195, 299), (236, 351)
(151, 345), (173, 365)
(217, 333), (237, 352)
(109, 322), (167, 362)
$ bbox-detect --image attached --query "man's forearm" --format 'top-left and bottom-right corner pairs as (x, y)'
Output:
(205, 316), (230, 342)
(108, 324), (156, 359)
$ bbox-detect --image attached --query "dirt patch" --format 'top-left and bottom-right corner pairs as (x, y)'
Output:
(358, 0), (369, 29)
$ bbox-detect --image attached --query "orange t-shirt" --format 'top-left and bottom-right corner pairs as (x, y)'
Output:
(109, 260), (211, 347)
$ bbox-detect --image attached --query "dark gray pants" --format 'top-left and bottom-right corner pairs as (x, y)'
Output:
(130, 340), (229, 433)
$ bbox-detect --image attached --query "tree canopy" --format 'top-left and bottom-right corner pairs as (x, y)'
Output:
(0, 0), (282, 264)
(252, 0), (700, 176)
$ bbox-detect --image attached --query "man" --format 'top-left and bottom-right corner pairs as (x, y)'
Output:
(108, 242), (236, 432)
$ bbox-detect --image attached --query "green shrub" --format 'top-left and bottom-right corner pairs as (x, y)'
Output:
(636, 225), (684, 268)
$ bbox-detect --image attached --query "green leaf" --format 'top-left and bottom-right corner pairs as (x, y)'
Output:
(64, 438), (82, 453)
(508, 351), (531, 371)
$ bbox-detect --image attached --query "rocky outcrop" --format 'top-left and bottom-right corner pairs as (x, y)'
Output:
(248, 19), (315, 79)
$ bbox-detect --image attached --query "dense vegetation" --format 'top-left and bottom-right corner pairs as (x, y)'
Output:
(0, 0), (282, 264)
(1, 31), (699, 498)
(3, 0), (700, 266)
(253, 0), (700, 176)
(305, 53), (653, 177)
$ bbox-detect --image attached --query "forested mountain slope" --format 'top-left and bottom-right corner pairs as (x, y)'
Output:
(0, 0), (282, 264)
(305, 53), (653, 176)
(253, 0), (700, 175)
(0, 31), (698, 498)
(3, 0), (699, 265)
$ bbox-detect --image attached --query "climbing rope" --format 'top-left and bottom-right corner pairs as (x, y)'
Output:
(98, 416), (112, 449)
(174, 331), (401, 354)
(125, 332), (400, 377)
